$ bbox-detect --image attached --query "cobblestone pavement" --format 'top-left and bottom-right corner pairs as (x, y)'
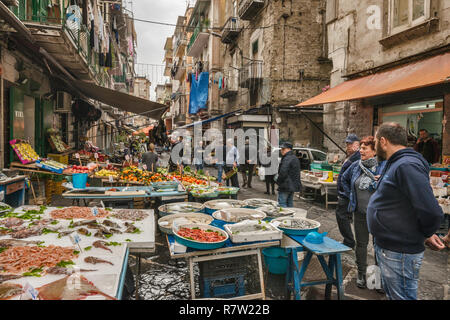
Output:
(52, 156), (449, 300)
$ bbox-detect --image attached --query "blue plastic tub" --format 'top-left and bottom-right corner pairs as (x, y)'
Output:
(72, 173), (88, 189)
(262, 247), (288, 275)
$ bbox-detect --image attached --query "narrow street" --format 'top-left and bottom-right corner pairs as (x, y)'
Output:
(116, 155), (449, 301)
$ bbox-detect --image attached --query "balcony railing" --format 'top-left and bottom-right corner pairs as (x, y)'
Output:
(239, 60), (263, 88)
(11, 0), (103, 82)
(238, 0), (264, 20)
(187, 22), (209, 57)
(173, 35), (188, 57)
(220, 70), (239, 98)
(221, 17), (241, 44)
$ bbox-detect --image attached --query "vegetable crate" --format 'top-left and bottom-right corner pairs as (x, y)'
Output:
(48, 153), (69, 165)
(200, 274), (245, 299)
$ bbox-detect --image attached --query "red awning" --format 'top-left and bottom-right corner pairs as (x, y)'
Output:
(297, 52), (450, 107)
(132, 125), (154, 136)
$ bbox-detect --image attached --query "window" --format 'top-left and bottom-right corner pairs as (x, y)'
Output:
(310, 151), (327, 162)
(390, 0), (430, 34)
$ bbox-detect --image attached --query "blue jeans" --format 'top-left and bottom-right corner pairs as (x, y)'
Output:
(374, 243), (424, 300)
(216, 164), (224, 183)
(195, 164), (203, 171)
(278, 192), (294, 208)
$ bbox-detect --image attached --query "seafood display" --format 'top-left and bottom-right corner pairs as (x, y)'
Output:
(0, 239), (40, 248)
(158, 213), (214, 235)
(256, 204), (295, 218)
(203, 200), (245, 211)
(111, 209), (149, 221)
(93, 240), (112, 253)
(102, 220), (121, 229)
(37, 275), (116, 300)
(157, 202), (203, 216)
(77, 228), (91, 236)
(46, 267), (97, 275)
(176, 227), (227, 243)
(224, 220), (283, 243)
(0, 275), (23, 284)
(243, 198), (278, 208)
(0, 283), (23, 300)
(274, 217), (320, 230)
(50, 207), (110, 220)
(0, 245), (77, 275)
(84, 256), (114, 266)
(11, 225), (44, 239)
(212, 208), (266, 223)
(1, 217), (24, 228)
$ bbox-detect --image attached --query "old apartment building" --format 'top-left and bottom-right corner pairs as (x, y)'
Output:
(299, 0), (450, 159)
(163, 0), (332, 148)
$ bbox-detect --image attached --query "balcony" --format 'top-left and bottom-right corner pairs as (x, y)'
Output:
(173, 36), (187, 58)
(219, 70), (239, 98)
(187, 22), (209, 58)
(221, 17), (241, 44)
(174, 112), (186, 126)
(11, 0), (98, 82)
(171, 59), (186, 81)
(239, 60), (263, 88)
(238, 0), (264, 21)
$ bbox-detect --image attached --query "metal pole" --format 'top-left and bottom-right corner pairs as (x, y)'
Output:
(298, 110), (347, 154)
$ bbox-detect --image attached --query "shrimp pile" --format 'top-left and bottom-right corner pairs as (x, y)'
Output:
(0, 245), (77, 275)
(50, 207), (109, 220)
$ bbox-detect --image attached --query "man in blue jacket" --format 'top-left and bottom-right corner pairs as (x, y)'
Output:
(367, 122), (444, 300)
(336, 134), (361, 249)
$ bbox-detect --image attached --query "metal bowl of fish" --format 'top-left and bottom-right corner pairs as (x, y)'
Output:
(243, 198), (279, 209)
(256, 204), (296, 219)
(203, 199), (246, 215)
(158, 212), (214, 235)
(212, 208), (267, 224)
(271, 217), (320, 236)
(172, 223), (229, 250)
(158, 202), (204, 217)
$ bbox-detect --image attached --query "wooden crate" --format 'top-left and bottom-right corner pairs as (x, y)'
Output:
(48, 153), (69, 165)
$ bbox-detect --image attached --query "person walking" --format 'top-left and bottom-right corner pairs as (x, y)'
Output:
(224, 139), (239, 188)
(367, 122), (444, 300)
(413, 129), (440, 164)
(213, 141), (225, 184)
(193, 140), (204, 172)
(263, 147), (277, 195)
(276, 142), (301, 208)
(342, 136), (386, 289)
(240, 138), (257, 188)
(142, 143), (159, 172)
(336, 134), (361, 249)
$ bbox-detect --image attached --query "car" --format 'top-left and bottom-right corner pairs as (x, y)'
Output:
(272, 147), (327, 171)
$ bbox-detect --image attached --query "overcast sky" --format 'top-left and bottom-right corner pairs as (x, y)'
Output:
(132, 0), (191, 99)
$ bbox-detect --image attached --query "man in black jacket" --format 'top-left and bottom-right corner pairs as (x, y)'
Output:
(276, 142), (301, 207)
(336, 134), (360, 249)
(368, 122), (443, 300)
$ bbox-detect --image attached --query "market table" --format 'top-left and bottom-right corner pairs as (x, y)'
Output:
(301, 180), (338, 209)
(0, 175), (26, 207)
(0, 205), (155, 300)
(166, 223), (280, 300)
(61, 185), (187, 208)
(283, 234), (351, 300)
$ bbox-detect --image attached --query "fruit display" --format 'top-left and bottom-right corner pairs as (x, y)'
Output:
(168, 174), (208, 188)
(95, 169), (119, 179)
(119, 166), (165, 185)
(47, 129), (71, 153)
(35, 159), (68, 174)
(63, 164), (98, 174)
(72, 150), (108, 162)
(10, 140), (40, 164)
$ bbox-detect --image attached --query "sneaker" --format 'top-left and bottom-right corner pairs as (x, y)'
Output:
(356, 273), (366, 289)
(376, 287), (385, 294)
(264, 192), (270, 195)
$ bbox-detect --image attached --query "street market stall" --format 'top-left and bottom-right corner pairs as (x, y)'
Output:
(0, 205), (155, 300)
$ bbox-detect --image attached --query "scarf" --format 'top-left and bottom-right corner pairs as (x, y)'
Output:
(358, 157), (377, 190)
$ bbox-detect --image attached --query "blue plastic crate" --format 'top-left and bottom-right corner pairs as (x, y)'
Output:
(200, 274), (245, 298)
